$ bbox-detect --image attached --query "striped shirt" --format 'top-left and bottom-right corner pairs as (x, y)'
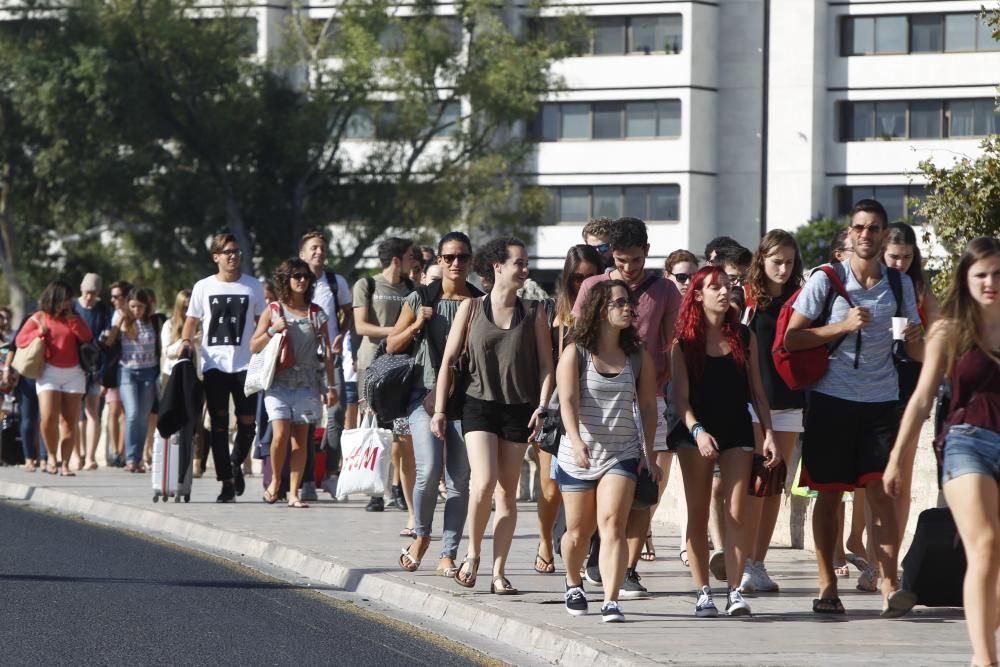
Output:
(557, 349), (642, 481)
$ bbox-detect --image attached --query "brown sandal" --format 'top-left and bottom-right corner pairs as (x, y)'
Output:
(455, 557), (480, 588)
(490, 576), (518, 595)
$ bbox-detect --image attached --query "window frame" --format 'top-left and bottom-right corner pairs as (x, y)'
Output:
(842, 11), (1000, 56)
(841, 97), (999, 141)
(545, 185), (681, 224)
(533, 99), (682, 142)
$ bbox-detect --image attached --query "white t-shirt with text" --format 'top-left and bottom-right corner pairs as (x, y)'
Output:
(186, 274), (265, 374)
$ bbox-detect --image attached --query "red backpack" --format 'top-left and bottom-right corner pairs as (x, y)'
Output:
(771, 264), (854, 391)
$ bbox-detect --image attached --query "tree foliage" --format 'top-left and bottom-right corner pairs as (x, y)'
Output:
(0, 0), (586, 318)
(793, 217), (845, 270)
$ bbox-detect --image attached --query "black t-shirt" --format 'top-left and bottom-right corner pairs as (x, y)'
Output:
(749, 295), (804, 410)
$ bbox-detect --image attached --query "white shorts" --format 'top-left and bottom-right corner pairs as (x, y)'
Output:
(37, 364), (86, 395)
(748, 404), (804, 434)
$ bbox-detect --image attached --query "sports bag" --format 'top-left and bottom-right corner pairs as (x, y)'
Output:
(771, 264), (853, 391)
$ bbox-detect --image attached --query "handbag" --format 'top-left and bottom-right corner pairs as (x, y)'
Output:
(243, 328), (283, 396)
(79, 340), (101, 375)
(423, 297), (480, 420)
(748, 453), (788, 497)
(536, 324), (568, 455)
(336, 412), (392, 497)
(274, 304), (296, 372)
(632, 465), (659, 509)
(11, 315), (47, 379)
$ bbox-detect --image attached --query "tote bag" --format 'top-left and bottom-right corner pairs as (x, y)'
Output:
(244, 332), (283, 396)
(11, 316), (47, 379)
(336, 413), (392, 497)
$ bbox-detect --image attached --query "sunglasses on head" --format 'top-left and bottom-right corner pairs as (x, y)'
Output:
(592, 242), (610, 254)
(671, 272), (691, 284)
(440, 253), (472, 265)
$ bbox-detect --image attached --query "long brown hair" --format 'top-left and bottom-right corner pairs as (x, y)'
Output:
(170, 289), (192, 342)
(570, 280), (641, 355)
(940, 236), (1000, 371)
(747, 229), (804, 310)
(555, 244), (602, 326)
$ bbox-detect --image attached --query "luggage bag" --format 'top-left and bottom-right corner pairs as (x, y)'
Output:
(152, 430), (193, 503)
(901, 507), (966, 608)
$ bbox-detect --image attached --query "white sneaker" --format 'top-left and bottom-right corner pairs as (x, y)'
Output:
(751, 561), (779, 592)
(695, 586), (718, 618)
(726, 588), (752, 617)
(738, 559), (756, 594)
(709, 550), (727, 582)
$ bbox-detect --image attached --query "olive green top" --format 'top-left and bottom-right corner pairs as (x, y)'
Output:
(465, 298), (540, 404)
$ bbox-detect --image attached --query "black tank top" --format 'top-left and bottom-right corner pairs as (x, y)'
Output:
(683, 326), (754, 448)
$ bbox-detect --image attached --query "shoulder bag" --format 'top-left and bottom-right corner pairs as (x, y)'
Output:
(423, 297), (480, 420)
(11, 315), (47, 379)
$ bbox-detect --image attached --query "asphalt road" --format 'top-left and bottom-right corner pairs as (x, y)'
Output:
(0, 502), (495, 667)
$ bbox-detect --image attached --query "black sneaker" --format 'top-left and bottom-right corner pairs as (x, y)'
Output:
(217, 481), (236, 504)
(232, 464), (245, 496)
(584, 563), (603, 586)
(394, 484), (408, 511)
(618, 567), (649, 599)
(601, 601), (625, 623)
(365, 496), (384, 512)
(565, 584), (587, 616)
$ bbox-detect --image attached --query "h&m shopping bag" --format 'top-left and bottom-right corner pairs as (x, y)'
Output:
(336, 412), (392, 497)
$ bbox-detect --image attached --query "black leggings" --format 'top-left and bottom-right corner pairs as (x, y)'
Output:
(203, 369), (256, 482)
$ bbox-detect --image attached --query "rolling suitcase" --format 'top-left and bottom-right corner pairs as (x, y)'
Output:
(152, 430), (193, 503)
(901, 507), (966, 607)
(1, 413), (24, 466)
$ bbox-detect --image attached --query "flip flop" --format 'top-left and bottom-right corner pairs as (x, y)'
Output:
(679, 549), (690, 567)
(881, 589), (918, 618)
(83, 462), (98, 471)
(287, 499), (309, 508)
(640, 532), (656, 562)
(43, 463), (58, 475)
(262, 488), (279, 505)
(436, 563), (459, 578)
(60, 469), (76, 477)
(399, 547), (421, 572)
(845, 553), (870, 572)
(834, 562), (851, 577)
(455, 556), (480, 588)
(400, 527), (417, 538)
(534, 551), (556, 574)
(812, 597), (846, 614)
(490, 576), (518, 595)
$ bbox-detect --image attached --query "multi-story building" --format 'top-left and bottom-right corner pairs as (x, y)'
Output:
(529, 0), (1000, 273)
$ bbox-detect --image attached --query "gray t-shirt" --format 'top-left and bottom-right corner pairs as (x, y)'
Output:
(272, 306), (329, 390)
(353, 275), (413, 372)
(793, 260), (920, 403)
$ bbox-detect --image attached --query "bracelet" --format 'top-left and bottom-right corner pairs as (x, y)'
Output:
(266, 327), (276, 337)
(690, 422), (705, 439)
(536, 404), (547, 412)
(326, 385), (337, 392)
(434, 411), (446, 415)
(181, 338), (191, 343)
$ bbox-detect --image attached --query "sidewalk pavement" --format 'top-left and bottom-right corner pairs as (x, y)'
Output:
(0, 466), (972, 666)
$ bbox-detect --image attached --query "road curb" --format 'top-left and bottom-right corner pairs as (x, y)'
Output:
(0, 480), (654, 666)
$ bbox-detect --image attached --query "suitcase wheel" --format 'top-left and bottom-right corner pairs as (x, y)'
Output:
(184, 495), (190, 503)
(153, 495), (159, 503)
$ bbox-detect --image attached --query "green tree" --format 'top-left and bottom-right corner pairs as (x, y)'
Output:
(793, 217), (846, 270)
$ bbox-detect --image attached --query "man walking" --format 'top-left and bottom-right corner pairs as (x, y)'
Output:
(73, 273), (111, 471)
(785, 199), (923, 614)
(181, 234), (266, 502)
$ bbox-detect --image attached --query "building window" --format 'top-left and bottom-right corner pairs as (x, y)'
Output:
(344, 102), (462, 140)
(545, 185), (680, 224)
(836, 185), (927, 222)
(535, 14), (681, 55)
(842, 98), (1000, 140)
(532, 100), (681, 141)
(843, 12), (999, 55)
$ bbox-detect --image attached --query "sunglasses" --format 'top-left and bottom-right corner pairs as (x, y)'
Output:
(440, 253), (472, 265)
(671, 272), (691, 284)
(726, 274), (746, 286)
(591, 242), (610, 254)
(218, 248), (242, 257)
(849, 223), (883, 235)
(608, 297), (633, 310)
(111, 293), (124, 300)
(291, 272), (311, 281)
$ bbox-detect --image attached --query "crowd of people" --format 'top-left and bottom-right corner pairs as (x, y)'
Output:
(2, 204), (999, 662)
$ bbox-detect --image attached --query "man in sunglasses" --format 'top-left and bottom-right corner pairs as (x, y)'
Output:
(181, 233), (266, 503)
(581, 217), (614, 269)
(712, 244), (753, 312)
(572, 216), (682, 599)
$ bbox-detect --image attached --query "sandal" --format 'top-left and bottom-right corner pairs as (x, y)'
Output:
(436, 560), (459, 578)
(812, 597), (846, 614)
(455, 556), (480, 588)
(43, 462), (58, 475)
(856, 565), (878, 593)
(881, 589), (917, 618)
(490, 575), (518, 595)
(124, 463), (136, 473)
(287, 499), (310, 508)
(834, 562), (851, 578)
(60, 468), (76, 477)
(83, 462), (98, 471)
(640, 531), (656, 562)
(399, 527), (417, 538)
(534, 550), (556, 574)
(679, 549), (690, 568)
(845, 553), (870, 573)
(23, 461), (37, 473)
(399, 546), (421, 572)
(262, 488), (279, 505)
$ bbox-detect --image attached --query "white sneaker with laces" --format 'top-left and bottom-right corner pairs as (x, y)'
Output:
(751, 561), (779, 592)
(695, 586), (718, 618)
(738, 559), (755, 594)
(726, 588), (752, 617)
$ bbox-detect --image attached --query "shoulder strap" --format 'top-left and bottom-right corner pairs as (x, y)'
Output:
(325, 271), (341, 318)
(576, 343), (586, 378)
(886, 267), (904, 318)
(628, 349), (643, 388)
(632, 273), (660, 300)
(403, 277), (415, 292)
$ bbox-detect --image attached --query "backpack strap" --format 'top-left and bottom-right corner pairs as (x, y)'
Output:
(628, 349), (643, 388)
(632, 273), (660, 300)
(324, 271), (341, 322)
(814, 263), (860, 368)
(886, 267), (904, 318)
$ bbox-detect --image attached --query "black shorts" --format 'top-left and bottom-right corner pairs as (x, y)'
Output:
(801, 391), (902, 492)
(462, 396), (534, 443)
(665, 422), (754, 454)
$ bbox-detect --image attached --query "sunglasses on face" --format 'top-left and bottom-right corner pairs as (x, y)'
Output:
(850, 224), (883, 235)
(671, 272), (691, 284)
(591, 242), (610, 254)
(290, 272), (311, 281)
(726, 274), (745, 286)
(608, 297), (632, 310)
(218, 248), (242, 257)
(440, 253), (472, 265)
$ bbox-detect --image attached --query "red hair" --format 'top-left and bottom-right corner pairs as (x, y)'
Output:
(674, 265), (747, 378)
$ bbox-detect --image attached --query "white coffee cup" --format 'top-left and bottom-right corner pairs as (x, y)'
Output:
(891, 317), (908, 341)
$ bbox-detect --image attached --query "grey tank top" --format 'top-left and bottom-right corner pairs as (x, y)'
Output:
(465, 297), (540, 404)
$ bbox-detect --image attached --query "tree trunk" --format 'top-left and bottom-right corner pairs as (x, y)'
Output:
(0, 162), (28, 322)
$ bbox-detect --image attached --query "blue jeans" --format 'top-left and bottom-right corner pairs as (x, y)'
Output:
(119, 366), (159, 465)
(408, 393), (470, 560)
(16, 377), (45, 462)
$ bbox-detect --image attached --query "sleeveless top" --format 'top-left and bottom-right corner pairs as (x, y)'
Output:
(677, 326), (754, 448)
(557, 349), (641, 480)
(465, 297), (540, 404)
(748, 295), (804, 410)
(272, 303), (328, 390)
(947, 346), (1000, 435)
(121, 320), (158, 370)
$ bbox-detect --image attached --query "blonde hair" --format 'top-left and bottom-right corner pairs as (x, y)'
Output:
(171, 289), (192, 342)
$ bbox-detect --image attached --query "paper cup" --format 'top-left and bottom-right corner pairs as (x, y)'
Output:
(891, 317), (908, 341)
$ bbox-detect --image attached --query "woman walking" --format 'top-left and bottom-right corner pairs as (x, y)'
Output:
(534, 244), (601, 574)
(884, 237), (1000, 665)
(250, 258), (337, 508)
(558, 280), (660, 622)
(103, 288), (159, 472)
(390, 232), (483, 575)
(14, 280), (93, 475)
(670, 265), (780, 617)
(433, 237), (554, 594)
(739, 230), (805, 593)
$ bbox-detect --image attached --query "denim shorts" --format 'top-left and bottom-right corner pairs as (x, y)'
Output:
(264, 383), (323, 425)
(942, 424), (1000, 484)
(556, 458), (639, 492)
(343, 381), (358, 405)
